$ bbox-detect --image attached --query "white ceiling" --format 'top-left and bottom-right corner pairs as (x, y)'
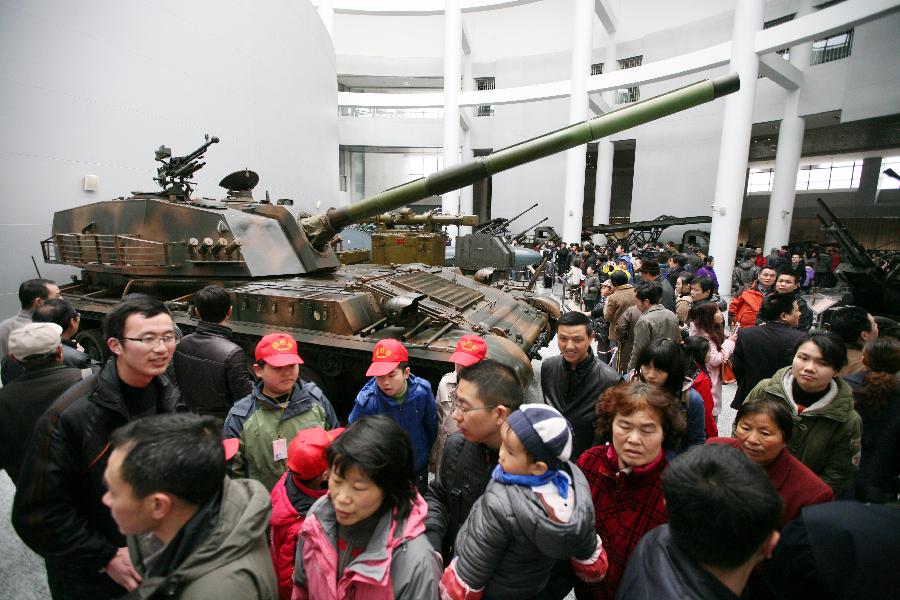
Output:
(332, 0), (737, 63)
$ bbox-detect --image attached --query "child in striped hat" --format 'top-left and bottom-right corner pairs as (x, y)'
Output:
(440, 404), (608, 600)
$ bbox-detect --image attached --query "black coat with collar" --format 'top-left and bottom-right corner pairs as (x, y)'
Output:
(12, 357), (182, 572)
(730, 321), (804, 409)
(541, 347), (621, 460)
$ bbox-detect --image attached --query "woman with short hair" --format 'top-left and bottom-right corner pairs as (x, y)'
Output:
(708, 396), (833, 527)
(575, 381), (686, 600)
(741, 333), (862, 495)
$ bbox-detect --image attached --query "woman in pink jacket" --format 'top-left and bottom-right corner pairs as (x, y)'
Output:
(688, 302), (737, 418)
(292, 416), (441, 600)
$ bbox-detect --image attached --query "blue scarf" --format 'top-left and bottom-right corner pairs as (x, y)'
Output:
(491, 465), (569, 499)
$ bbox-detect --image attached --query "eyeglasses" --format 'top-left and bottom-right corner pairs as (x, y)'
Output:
(123, 334), (177, 347)
(452, 404), (498, 415)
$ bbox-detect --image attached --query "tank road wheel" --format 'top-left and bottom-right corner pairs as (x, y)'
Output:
(75, 329), (110, 363)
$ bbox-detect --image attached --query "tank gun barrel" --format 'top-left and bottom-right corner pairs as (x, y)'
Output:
(301, 73), (740, 250)
(369, 212), (479, 226)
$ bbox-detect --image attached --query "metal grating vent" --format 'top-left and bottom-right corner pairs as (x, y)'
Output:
(390, 271), (484, 309)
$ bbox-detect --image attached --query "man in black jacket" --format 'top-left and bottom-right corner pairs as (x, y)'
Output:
(730, 293), (804, 409)
(174, 285), (252, 420)
(0, 322), (83, 485)
(541, 311), (620, 460)
(425, 359), (523, 563)
(618, 445), (782, 600)
(13, 294), (182, 599)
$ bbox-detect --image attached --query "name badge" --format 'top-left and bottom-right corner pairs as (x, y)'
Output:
(272, 437), (287, 462)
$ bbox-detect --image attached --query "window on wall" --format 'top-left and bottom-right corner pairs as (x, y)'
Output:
(475, 77), (495, 117)
(407, 154), (444, 180)
(616, 56), (642, 103)
(879, 156), (900, 190)
(747, 159), (864, 192)
(811, 29), (854, 65)
(763, 14), (796, 61)
(591, 62), (604, 75)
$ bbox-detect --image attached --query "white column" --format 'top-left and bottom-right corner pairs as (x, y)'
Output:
(593, 34), (617, 243)
(442, 0), (462, 242)
(561, 0), (594, 244)
(763, 1), (813, 252)
(459, 43), (475, 234)
(316, 0), (334, 42)
(708, 0), (764, 300)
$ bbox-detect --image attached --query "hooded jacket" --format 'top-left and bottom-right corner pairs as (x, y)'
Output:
(732, 259), (758, 292)
(448, 463), (605, 599)
(742, 366), (862, 495)
(270, 472), (324, 600)
(728, 283), (767, 329)
(293, 493), (441, 600)
(125, 477), (277, 600)
(349, 374), (438, 473)
(224, 379), (339, 491)
(12, 357), (182, 573)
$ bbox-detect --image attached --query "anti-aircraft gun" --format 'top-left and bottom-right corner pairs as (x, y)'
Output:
(40, 73), (740, 414)
(455, 205), (548, 284)
(816, 197), (900, 319)
(583, 214), (713, 248)
(142, 134), (220, 201)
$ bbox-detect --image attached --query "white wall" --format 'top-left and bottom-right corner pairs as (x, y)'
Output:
(0, 0), (339, 316)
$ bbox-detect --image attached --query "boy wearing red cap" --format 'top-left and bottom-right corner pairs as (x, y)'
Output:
(429, 334), (487, 473)
(349, 338), (437, 491)
(224, 332), (339, 491)
(269, 427), (343, 600)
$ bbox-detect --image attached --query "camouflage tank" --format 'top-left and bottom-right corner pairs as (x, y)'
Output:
(40, 74), (739, 416)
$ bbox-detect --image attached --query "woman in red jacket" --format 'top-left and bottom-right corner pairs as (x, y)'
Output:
(575, 381), (686, 600)
(708, 397), (832, 527)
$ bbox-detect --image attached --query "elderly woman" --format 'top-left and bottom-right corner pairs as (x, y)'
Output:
(741, 333), (862, 495)
(709, 397), (833, 527)
(575, 381), (686, 600)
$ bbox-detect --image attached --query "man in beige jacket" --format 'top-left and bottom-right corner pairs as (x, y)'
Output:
(603, 270), (637, 345)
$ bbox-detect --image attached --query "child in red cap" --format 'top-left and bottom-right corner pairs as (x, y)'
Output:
(224, 332), (339, 491)
(270, 427), (344, 600)
(348, 338), (437, 491)
(429, 334), (487, 472)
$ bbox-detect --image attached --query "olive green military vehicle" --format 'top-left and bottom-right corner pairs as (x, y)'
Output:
(41, 74), (739, 416)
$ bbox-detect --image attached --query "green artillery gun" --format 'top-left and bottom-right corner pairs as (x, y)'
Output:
(41, 74), (739, 415)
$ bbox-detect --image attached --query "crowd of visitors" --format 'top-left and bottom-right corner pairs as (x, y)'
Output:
(0, 253), (898, 600)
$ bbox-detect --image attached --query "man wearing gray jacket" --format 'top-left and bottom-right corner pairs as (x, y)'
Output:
(627, 281), (681, 372)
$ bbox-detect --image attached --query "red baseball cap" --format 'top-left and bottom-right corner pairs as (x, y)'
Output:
(287, 427), (345, 480)
(223, 438), (240, 461)
(366, 338), (409, 377)
(255, 332), (304, 367)
(449, 334), (487, 366)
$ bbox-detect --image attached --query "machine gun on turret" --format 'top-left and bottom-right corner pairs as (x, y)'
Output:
(511, 217), (550, 245)
(151, 134), (220, 200)
(584, 215), (712, 247)
(815, 197), (900, 318)
(475, 203), (538, 237)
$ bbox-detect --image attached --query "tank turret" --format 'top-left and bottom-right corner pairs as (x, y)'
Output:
(41, 74), (740, 414)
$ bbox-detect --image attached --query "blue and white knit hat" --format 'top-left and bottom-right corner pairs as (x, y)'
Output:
(506, 404), (574, 468)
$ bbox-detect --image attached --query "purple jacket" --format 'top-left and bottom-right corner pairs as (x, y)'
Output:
(695, 266), (719, 291)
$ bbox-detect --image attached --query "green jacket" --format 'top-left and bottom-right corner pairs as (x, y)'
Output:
(743, 366), (862, 495)
(126, 477), (277, 599)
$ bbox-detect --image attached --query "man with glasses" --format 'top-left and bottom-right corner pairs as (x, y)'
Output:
(425, 359), (524, 564)
(13, 294), (182, 599)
